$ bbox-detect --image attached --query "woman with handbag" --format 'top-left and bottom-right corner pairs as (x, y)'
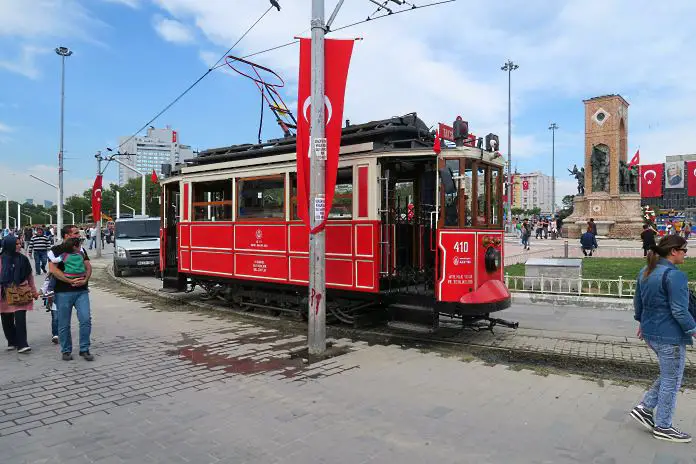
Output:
(0, 235), (39, 353)
(630, 235), (695, 443)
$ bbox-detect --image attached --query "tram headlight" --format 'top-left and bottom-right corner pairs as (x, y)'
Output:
(484, 246), (501, 273)
(116, 246), (127, 258)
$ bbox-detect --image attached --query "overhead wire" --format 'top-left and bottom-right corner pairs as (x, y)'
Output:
(111, 0), (455, 156)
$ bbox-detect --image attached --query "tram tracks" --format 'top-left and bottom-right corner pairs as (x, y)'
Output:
(96, 266), (694, 387)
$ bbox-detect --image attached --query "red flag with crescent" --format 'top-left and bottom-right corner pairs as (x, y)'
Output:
(151, 169), (159, 184)
(91, 175), (103, 221)
(640, 163), (663, 198)
(687, 161), (696, 196)
(522, 180), (529, 191)
(629, 149), (640, 168)
(296, 38), (354, 233)
(433, 130), (441, 155)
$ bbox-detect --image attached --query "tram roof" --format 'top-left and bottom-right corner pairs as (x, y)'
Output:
(190, 113), (433, 166)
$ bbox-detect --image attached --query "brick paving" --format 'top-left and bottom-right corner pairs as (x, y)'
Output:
(1, 263), (696, 462)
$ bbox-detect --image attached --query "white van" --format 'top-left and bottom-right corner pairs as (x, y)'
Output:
(113, 216), (160, 277)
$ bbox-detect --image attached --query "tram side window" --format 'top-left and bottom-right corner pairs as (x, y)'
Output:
(191, 180), (232, 221)
(444, 159), (459, 226)
(476, 164), (489, 225)
(462, 161), (473, 226)
(491, 168), (500, 225)
(330, 167), (353, 219)
(237, 175), (285, 219)
(290, 168), (353, 220)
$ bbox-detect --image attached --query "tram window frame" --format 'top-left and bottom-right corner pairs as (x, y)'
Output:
(191, 179), (233, 222)
(439, 158), (472, 228)
(236, 174), (286, 221)
(289, 167), (354, 220)
(473, 162), (490, 227)
(490, 167), (502, 226)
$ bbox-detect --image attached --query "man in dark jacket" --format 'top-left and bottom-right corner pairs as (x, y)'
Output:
(580, 226), (598, 256)
(641, 224), (657, 257)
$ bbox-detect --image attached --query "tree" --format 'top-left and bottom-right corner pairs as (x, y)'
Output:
(558, 195), (575, 220)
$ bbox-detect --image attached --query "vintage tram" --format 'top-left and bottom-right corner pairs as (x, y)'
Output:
(159, 113), (516, 330)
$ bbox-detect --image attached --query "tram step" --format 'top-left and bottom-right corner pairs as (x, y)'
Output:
(387, 303), (438, 331)
(387, 321), (435, 334)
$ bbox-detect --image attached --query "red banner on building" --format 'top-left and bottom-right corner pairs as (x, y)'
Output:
(640, 163), (663, 198)
(522, 180), (529, 191)
(91, 175), (103, 222)
(687, 161), (696, 196)
(296, 38), (354, 234)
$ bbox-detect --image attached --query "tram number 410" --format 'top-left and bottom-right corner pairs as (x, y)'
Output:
(452, 241), (469, 253)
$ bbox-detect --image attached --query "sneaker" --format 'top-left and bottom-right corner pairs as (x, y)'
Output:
(62, 352), (73, 361)
(79, 351), (94, 361)
(6, 346), (15, 351)
(653, 426), (692, 443)
(17, 347), (31, 354)
(51, 336), (59, 344)
(630, 404), (655, 431)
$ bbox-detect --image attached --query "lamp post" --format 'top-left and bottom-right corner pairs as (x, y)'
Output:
(64, 209), (76, 224)
(501, 59), (519, 231)
(80, 209), (84, 224)
(122, 204), (136, 215)
(0, 193), (8, 231)
(22, 214), (32, 225)
(43, 213), (53, 225)
(110, 157), (146, 217)
(55, 46), (73, 241)
(549, 123), (558, 215)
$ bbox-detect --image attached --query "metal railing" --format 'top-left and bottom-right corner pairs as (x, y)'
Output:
(505, 274), (696, 298)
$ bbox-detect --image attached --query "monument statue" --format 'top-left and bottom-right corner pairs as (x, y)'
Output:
(628, 164), (639, 193)
(568, 164), (585, 195)
(619, 160), (639, 193)
(590, 145), (609, 192)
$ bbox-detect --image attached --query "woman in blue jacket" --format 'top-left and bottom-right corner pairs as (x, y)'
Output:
(630, 235), (695, 443)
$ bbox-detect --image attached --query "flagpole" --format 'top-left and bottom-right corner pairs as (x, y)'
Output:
(95, 152), (102, 259)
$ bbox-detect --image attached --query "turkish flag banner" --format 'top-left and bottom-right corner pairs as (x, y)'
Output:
(151, 169), (159, 184)
(687, 161), (696, 196)
(296, 38), (354, 233)
(629, 149), (640, 168)
(433, 130), (441, 155)
(91, 175), (103, 221)
(522, 180), (529, 191)
(640, 163), (663, 198)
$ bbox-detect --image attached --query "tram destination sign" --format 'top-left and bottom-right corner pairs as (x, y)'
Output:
(438, 123), (454, 142)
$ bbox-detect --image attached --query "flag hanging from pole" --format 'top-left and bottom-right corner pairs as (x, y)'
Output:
(629, 149), (640, 168)
(151, 170), (159, 184)
(295, 38), (354, 234)
(433, 130), (441, 155)
(687, 161), (696, 196)
(640, 163), (663, 198)
(91, 175), (103, 221)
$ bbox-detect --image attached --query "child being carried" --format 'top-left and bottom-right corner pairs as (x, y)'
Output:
(49, 237), (87, 281)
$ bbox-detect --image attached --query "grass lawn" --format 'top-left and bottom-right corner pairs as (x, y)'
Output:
(505, 258), (696, 280)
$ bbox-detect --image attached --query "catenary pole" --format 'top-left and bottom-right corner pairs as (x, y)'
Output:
(55, 46), (72, 242)
(308, 0), (327, 355)
(501, 60), (518, 228)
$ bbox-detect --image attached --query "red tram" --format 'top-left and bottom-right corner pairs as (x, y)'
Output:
(159, 114), (516, 330)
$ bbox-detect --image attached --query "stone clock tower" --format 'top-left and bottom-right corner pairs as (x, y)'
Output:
(566, 94), (642, 238)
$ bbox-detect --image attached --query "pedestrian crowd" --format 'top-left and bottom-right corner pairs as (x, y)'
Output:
(0, 224), (94, 361)
(512, 215), (564, 251)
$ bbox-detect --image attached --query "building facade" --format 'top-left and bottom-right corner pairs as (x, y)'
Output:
(511, 171), (554, 214)
(118, 127), (194, 186)
(641, 154), (696, 213)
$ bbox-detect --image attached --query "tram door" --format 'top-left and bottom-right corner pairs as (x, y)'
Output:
(162, 183), (185, 290)
(380, 159), (437, 294)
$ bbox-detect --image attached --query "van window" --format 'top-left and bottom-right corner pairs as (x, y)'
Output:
(115, 220), (160, 239)
(237, 175), (285, 219)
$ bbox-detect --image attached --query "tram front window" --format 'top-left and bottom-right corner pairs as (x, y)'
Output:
(444, 160), (459, 226)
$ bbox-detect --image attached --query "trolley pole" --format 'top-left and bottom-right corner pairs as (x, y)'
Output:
(549, 123), (558, 216)
(308, 0), (327, 355)
(95, 153), (103, 259)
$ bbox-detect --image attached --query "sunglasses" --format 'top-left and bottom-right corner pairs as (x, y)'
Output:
(675, 248), (688, 254)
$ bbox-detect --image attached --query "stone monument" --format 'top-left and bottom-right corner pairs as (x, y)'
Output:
(566, 95), (643, 238)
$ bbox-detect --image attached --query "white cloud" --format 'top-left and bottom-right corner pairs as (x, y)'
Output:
(154, 17), (195, 44)
(0, 45), (47, 80)
(0, 122), (14, 133)
(102, 0), (140, 8)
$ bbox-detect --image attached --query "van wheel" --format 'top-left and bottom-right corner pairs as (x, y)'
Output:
(113, 261), (123, 277)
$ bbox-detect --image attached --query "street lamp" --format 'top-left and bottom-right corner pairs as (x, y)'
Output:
(56, 46), (72, 241)
(80, 209), (84, 223)
(549, 123), (558, 216)
(43, 212), (53, 225)
(110, 157), (146, 216)
(0, 193), (8, 231)
(121, 204), (136, 216)
(501, 59), (519, 231)
(22, 214), (32, 225)
(64, 209), (76, 224)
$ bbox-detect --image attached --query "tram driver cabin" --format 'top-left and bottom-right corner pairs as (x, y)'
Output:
(158, 114), (515, 330)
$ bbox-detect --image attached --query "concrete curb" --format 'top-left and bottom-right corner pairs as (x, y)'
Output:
(512, 292), (633, 310)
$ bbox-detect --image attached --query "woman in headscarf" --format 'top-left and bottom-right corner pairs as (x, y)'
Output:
(0, 235), (39, 353)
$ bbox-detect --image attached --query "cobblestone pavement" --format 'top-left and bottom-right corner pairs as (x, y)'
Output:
(3, 273), (696, 463)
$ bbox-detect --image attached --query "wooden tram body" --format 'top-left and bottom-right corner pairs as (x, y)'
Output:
(159, 114), (515, 329)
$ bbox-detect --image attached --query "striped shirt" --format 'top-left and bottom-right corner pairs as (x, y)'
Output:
(28, 235), (52, 253)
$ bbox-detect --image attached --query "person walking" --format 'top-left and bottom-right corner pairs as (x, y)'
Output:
(521, 218), (532, 251)
(23, 227), (32, 250)
(685, 222), (692, 240)
(641, 224), (657, 257)
(630, 235), (695, 443)
(88, 225), (97, 250)
(0, 235), (39, 353)
(48, 225), (94, 361)
(580, 226), (598, 256)
(27, 227), (51, 275)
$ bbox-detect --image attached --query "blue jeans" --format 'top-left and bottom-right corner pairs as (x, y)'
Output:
(521, 235), (530, 248)
(89, 236), (96, 249)
(641, 341), (687, 428)
(55, 290), (91, 354)
(34, 250), (47, 274)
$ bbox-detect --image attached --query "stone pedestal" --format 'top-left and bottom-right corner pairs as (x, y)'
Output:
(565, 193), (643, 238)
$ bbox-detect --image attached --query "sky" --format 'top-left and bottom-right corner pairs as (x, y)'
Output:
(1, 0), (696, 206)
